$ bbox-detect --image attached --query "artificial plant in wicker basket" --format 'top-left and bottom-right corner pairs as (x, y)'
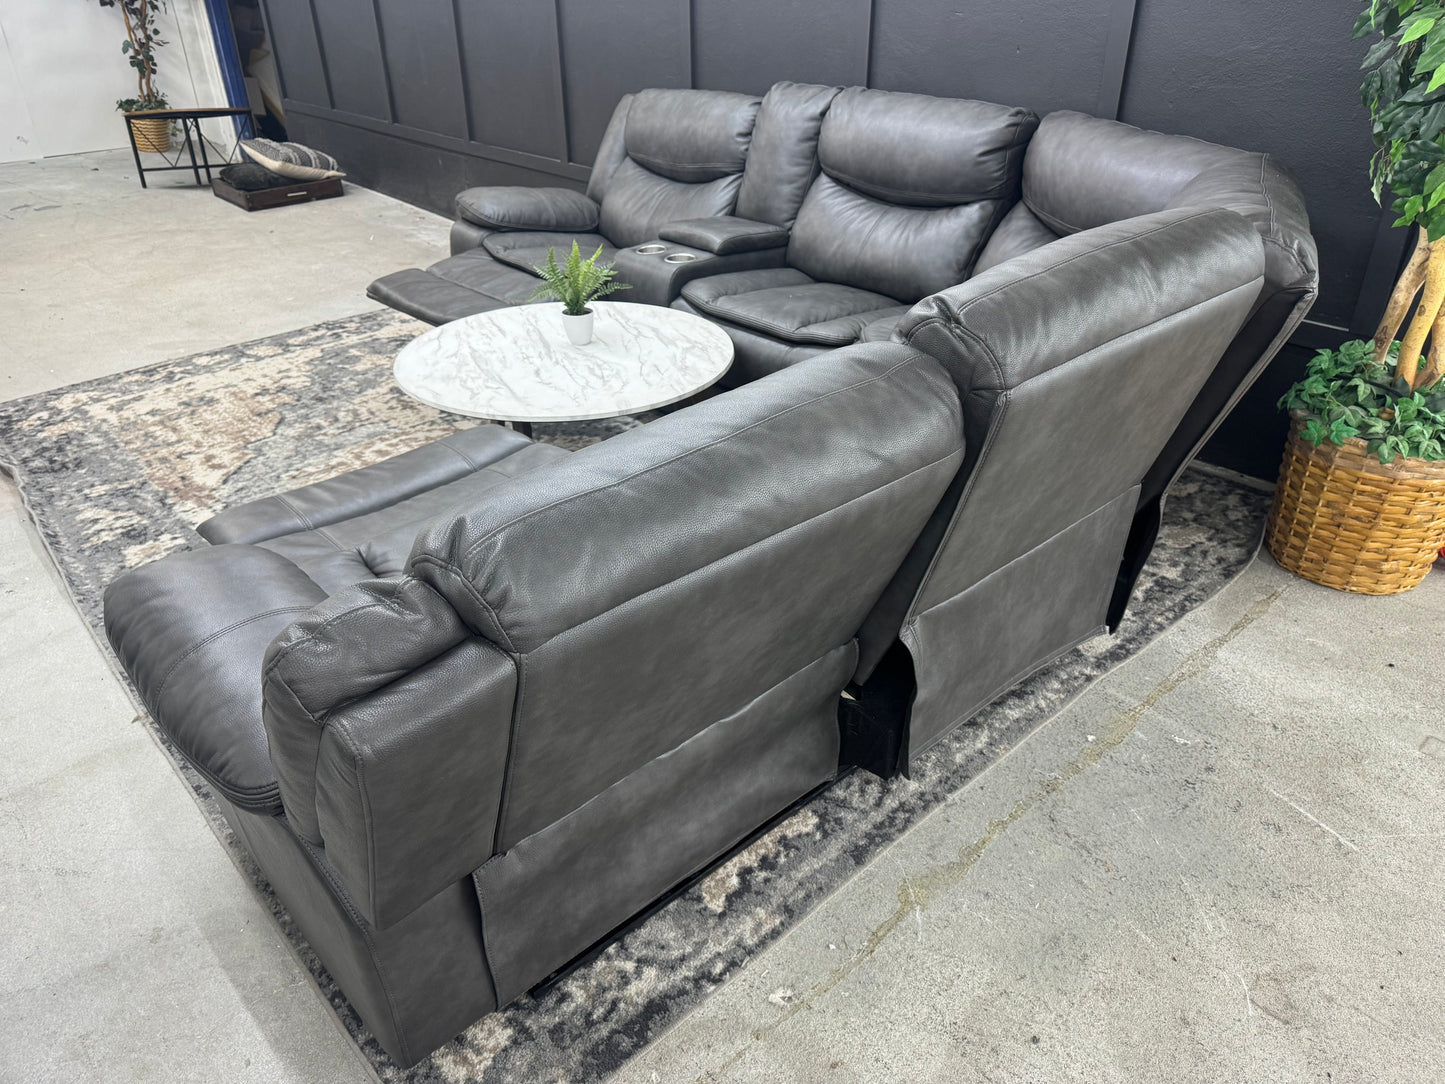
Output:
(1267, 0), (1445, 593)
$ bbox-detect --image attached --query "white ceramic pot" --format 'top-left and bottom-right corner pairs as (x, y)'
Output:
(562, 308), (594, 346)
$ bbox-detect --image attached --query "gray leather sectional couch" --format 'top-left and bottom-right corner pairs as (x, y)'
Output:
(103, 85), (1317, 1067)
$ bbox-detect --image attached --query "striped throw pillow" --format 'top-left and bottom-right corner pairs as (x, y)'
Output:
(240, 139), (345, 182)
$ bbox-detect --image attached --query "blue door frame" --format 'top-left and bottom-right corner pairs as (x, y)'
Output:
(202, 0), (254, 140)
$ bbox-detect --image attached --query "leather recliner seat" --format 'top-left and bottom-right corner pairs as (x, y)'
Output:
(105, 199), (1273, 1067)
(367, 86), (764, 324)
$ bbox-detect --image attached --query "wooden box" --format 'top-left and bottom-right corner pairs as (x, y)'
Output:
(211, 175), (344, 211)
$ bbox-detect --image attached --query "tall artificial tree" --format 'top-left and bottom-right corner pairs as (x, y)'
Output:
(95, 0), (169, 111)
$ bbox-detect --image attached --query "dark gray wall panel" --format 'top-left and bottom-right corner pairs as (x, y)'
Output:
(258, 0), (1398, 479)
(869, 0), (1115, 115)
(373, 0), (467, 138)
(311, 0), (391, 120)
(455, 1), (565, 159)
(260, 2), (329, 107)
(691, 0), (869, 94)
(288, 112), (584, 219)
(1120, 0), (1379, 330)
(557, 0), (690, 166)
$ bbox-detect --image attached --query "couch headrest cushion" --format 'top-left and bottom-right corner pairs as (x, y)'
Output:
(1022, 111), (1249, 236)
(624, 88), (761, 183)
(817, 87), (1038, 207)
(898, 207), (1266, 394)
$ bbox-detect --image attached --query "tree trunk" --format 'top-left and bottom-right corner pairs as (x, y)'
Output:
(1420, 306), (1445, 388)
(1373, 226), (1432, 365)
(1395, 240), (1445, 387)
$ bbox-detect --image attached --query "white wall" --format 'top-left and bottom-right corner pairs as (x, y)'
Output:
(0, 0), (231, 164)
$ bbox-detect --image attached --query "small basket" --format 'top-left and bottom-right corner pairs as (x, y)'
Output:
(1266, 418), (1445, 594)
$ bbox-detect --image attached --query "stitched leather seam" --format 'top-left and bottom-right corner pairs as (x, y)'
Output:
(453, 351), (934, 565)
(293, 830), (412, 1064)
(822, 166), (1014, 206)
(273, 492), (316, 531)
(408, 555), (519, 654)
(327, 722), (380, 926)
(440, 437), (484, 471)
(701, 296), (882, 345)
(153, 606), (313, 704)
(189, 764), (280, 807)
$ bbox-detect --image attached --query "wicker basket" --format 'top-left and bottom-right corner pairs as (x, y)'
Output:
(127, 115), (170, 154)
(1267, 418), (1445, 594)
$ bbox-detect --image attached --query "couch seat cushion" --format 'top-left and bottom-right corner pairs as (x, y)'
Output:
(481, 231), (618, 277)
(681, 268), (904, 346)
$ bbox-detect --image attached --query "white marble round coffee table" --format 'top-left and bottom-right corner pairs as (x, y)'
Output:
(394, 301), (734, 434)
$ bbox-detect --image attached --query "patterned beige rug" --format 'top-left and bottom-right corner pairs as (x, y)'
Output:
(0, 309), (1272, 1082)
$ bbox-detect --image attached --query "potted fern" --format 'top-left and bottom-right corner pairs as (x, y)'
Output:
(96, 0), (172, 153)
(1265, 0), (1445, 593)
(529, 241), (630, 345)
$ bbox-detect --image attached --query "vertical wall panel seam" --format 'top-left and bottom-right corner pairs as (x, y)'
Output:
(451, 0), (475, 143)
(863, 0), (877, 87)
(254, 0), (289, 102)
(369, 0), (397, 124)
(1097, 0), (1138, 120)
(552, 0), (572, 165)
(686, 0), (696, 88)
(1350, 204), (1412, 337)
(305, 0), (335, 110)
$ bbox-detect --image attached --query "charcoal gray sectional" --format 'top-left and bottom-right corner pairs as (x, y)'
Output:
(104, 82), (1318, 1067)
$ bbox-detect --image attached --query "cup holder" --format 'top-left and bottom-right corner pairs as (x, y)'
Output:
(664, 252), (698, 264)
(635, 243), (667, 254)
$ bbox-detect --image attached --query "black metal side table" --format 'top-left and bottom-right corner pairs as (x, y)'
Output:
(124, 107), (252, 189)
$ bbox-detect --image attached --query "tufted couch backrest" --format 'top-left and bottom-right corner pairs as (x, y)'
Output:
(588, 88), (761, 247)
(785, 87), (1038, 302)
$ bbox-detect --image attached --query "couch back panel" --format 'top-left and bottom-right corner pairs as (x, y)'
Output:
(787, 87), (1038, 301)
(855, 208), (1266, 753)
(968, 111), (1320, 624)
(593, 88), (760, 246)
(409, 344), (964, 849)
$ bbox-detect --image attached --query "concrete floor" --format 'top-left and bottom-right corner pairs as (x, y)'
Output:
(2, 150), (1442, 1083)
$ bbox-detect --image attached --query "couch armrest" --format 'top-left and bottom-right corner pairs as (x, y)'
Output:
(454, 185), (598, 232)
(613, 242), (789, 306)
(262, 577), (517, 929)
(658, 215), (790, 255)
(103, 545), (328, 813)
(198, 426), (534, 546)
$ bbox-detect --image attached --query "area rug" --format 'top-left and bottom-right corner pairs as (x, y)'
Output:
(0, 308), (1273, 1083)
